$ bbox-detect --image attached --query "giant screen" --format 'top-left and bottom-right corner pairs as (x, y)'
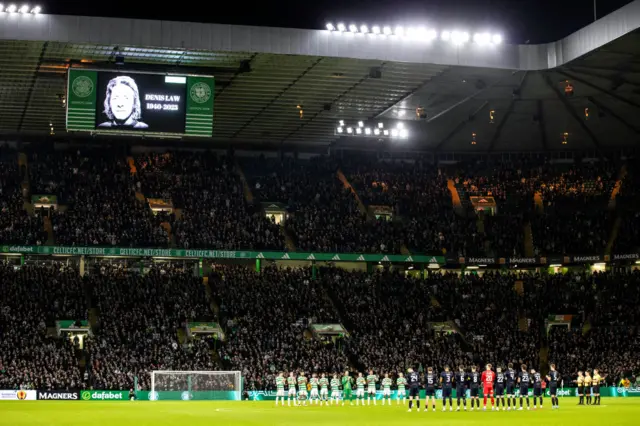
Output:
(66, 69), (214, 137)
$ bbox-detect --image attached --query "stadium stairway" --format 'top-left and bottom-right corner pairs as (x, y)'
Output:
(323, 283), (365, 372)
(606, 216), (622, 255)
(518, 315), (529, 332)
(523, 221), (535, 257)
(234, 160), (254, 203)
(43, 216), (54, 245)
(202, 276), (221, 318)
(538, 345), (549, 376)
(608, 163), (627, 210)
(447, 179), (466, 217)
(160, 221), (176, 247)
(126, 156), (137, 174)
(336, 169), (374, 220)
(534, 191), (544, 213)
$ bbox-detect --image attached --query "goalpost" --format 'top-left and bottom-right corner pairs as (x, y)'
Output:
(150, 371), (242, 401)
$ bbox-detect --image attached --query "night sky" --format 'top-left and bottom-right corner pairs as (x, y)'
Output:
(45, 0), (634, 44)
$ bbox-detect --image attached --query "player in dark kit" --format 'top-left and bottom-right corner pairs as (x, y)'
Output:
(440, 366), (454, 411)
(531, 368), (543, 409)
(455, 366), (467, 411)
(407, 368), (421, 412)
(424, 367), (437, 412)
(495, 367), (506, 410)
(546, 363), (561, 409)
(505, 362), (517, 410)
(468, 366), (481, 410)
(518, 364), (531, 410)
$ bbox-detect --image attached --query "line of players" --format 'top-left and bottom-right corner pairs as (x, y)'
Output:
(273, 363), (563, 411)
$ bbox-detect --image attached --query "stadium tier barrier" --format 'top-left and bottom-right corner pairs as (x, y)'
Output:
(4, 388), (637, 401)
(2, 244), (640, 267)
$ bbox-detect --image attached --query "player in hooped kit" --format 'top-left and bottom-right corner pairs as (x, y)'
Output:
(481, 363), (496, 411)
(319, 373), (329, 405)
(396, 372), (407, 405)
(297, 372), (308, 406)
(505, 363), (517, 410)
(381, 373), (393, 406)
(518, 364), (531, 410)
(366, 370), (378, 406)
(531, 368), (543, 409)
(440, 366), (454, 411)
(287, 372), (297, 406)
(424, 367), (437, 412)
(468, 366), (481, 410)
(546, 364), (561, 409)
(455, 366), (468, 411)
(275, 372), (286, 406)
(495, 367), (506, 410)
(407, 368), (421, 412)
(309, 373), (320, 405)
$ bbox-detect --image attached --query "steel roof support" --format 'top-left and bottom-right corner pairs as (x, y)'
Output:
(588, 96), (640, 135)
(18, 41), (48, 132)
(558, 69), (640, 110)
(433, 101), (489, 151)
(487, 71), (528, 151)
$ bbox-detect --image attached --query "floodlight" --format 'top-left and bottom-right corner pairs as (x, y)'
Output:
(374, 128), (381, 136)
(360, 25), (369, 33)
(346, 127), (353, 134)
(356, 127), (362, 134)
(399, 129), (408, 138)
(339, 120), (344, 126)
(407, 27), (416, 38)
(358, 121), (364, 127)
(451, 31), (469, 45)
(337, 23), (346, 32)
(7, 4), (16, 12)
(31, 5), (40, 14)
(0, 4), (4, 12)
(416, 27), (427, 39)
(378, 122), (384, 128)
(372, 26), (381, 34)
(492, 34), (503, 44)
(383, 26), (392, 35)
(441, 30), (451, 41)
(383, 129), (390, 136)
(365, 128), (372, 135)
(349, 24), (358, 33)
(426, 29), (437, 41)
(326, 23), (335, 31)
(18, 3), (27, 13)
(337, 127), (343, 133)
(391, 129), (399, 137)
(394, 26), (404, 37)
(396, 122), (404, 129)
(474, 32), (491, 45)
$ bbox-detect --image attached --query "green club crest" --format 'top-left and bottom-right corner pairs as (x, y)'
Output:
(190, 82), (212, 104)
(81, 391), (91, 400)
(72, 76), (94, 98)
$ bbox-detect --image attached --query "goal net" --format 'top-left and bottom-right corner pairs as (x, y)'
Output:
(150, 371), (242, 401)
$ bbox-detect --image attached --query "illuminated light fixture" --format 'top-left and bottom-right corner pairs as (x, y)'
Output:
(426, 29), (437, 41)
(474, 32), (491, 45)
(466, 266), (479, 270)
(383, 26), (392, 35)
(471, 132), (477, 145)
(383, 129), (389, 136)
(451, 31), (469, 45)
(356, 127), (362, 134)
(406, 27), (416, 38)
(399, 128), (408, 138)
(492, 34), (503, 44)
(6, 4), (16, 12)
(390, 128), (399, 137)
(339, 120), (344, 126)
(18, 3), (28, 13)
(489, 109), (495, 123)
(584, 107), (589, 120)
(416, 27), (427, 39)
(326, 23), (335, 31)
(31, 5), (40, 14)
(374, 128), (380, 136)
(394, 26), (404, 37)
(347, 127), (353, 134)
(337, 23), (346, 32)
(441, 30), (451, 41)
(0, 4), (4, 12)
(364, 127), (371, 135)
(396, 122), (404, 129)
(378, 122), (384, 128)
(550, 264), (562, 267)
(349, 24), (358, 33)
(360, 25), (369, 33)
(358, 121), (364, 127)
(372, 25), (381, 34)
(337, 127), (343, 133)
(562, 132), (568, 145)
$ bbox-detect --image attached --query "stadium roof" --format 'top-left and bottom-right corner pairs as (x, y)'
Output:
(1, 1), (640, 152)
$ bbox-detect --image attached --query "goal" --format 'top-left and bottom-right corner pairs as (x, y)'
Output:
(150, 371), (242, 401)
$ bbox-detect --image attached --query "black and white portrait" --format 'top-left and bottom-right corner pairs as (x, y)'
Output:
(98, 76), (149, 129)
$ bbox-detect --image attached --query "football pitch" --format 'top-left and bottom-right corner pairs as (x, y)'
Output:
(1, 399), (638, 426)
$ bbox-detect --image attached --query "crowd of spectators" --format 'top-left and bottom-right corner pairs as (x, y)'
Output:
(135, 151), (284, 250)
(86, 264), (215, 390)
(0, 146), (46, 245)
(210, 265), (347, 390)
(0, 263), (86, 390)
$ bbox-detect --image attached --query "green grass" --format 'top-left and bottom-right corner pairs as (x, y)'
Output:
(1, 399), (638, 426)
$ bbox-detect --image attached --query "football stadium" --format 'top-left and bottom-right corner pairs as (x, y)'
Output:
(0, 1), (640, 425)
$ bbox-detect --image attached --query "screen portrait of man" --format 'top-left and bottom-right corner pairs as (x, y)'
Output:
(98, 76), (148, 129)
